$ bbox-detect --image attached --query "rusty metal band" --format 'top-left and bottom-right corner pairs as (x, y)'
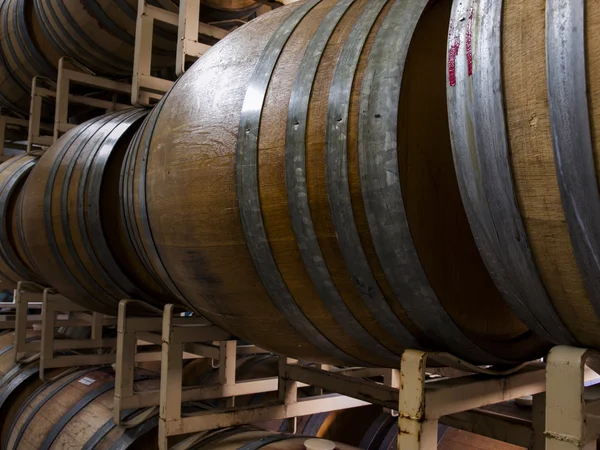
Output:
(325, 0), (424, 352)
(15, 172), (43, 278)
(547, 1), (600, 319)
(120, 114), (164, 288)
(45, 0), (130, 73)
(237, 0), (365, 366)
(60, 110), (136, 304)
(136, 95), (193, 308)
(77, 109), (159, 306)
(14, 0), (55, 78)
(84, 110), (165, 308)
(360, 0), (506, 364)
(79, 110), (152, 297)
(44, 115), (116, 313)
(0, 157), (38, 280)
(447, 0), (575, 345)
(287, 0), (400, 363)
(0, 0), (32, 93)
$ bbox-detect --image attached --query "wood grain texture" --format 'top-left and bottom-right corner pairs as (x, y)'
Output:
(0, 155), (45, 288)
(0, 0), (59, 115)
(0, 331), (59, 449)
(32, 0), (177, 75)
(21, 109), (172, 314)
(129, 0), (542, 366)
(5, 367), (163, 450)
(502, 0), (600, 347)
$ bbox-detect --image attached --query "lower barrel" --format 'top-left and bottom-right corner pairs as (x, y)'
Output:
(123, 0), (547, 366)
(21, 109), (173, 314)
(0, 155), (46, 288)
(0, 330), (46, 447)
(182, 428), (359, 450)
(5, 366), (163, 450)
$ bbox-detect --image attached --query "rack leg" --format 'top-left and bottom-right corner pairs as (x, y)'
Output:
(399, 350), (438, 450)
(159, 305), (183, 450)
(532, 393), (546, 450)
(278, 356), (298, 434)
(546, 346), (596, 450)
(219, 340), (236, 408)
(40, 289), (56, 381)
(115, 301), (137, 425)
(14, 284), (28, 361)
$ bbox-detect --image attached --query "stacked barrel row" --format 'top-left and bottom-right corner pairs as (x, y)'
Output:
(0, 0), (268, 116)
(2, 0), (600, 368)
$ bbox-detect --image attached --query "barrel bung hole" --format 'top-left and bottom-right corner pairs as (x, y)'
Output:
(397, 0), (532, 357)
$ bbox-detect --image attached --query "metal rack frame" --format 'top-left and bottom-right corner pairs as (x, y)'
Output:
(132, 0), (229, 106)
(546, 346), (600, 449)
(27, 57), (138, 154)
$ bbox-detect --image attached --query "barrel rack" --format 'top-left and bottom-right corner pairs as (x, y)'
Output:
(2, 283), (600, 449)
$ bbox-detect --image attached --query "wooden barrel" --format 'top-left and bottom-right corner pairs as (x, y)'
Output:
(5, 366), (163, 450)
(183, 428), (359, 450)
(0, 155), (47, 288)
(200, 0), (266, 25)
(0, 330), (48, 447)
(32, 0), (180, 75)
(123, 0), (547, 367)
(21, 109), (173, 314)
(0, 0), (61, 116)
(446, 1), (600, 350)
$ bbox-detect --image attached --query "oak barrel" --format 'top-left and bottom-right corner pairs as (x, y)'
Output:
(123, 0), (546, 366)
(5, 366), (164, 450)
(446, 0), (600, 350)
(0, 155), (46, 288)
(0, 330), (48, 448)
(182, 428), (359, 450)
(21, 109), (173, 314)
(0, 0), (61, 115)
(32, 0), (179, 75)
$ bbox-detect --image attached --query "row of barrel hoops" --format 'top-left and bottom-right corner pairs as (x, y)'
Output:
(0, 0), (600, 449)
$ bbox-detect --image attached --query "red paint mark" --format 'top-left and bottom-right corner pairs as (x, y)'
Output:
(448, 8), (475, 87)
(466, 8), (474, 77)
(448, 24), (460, 87)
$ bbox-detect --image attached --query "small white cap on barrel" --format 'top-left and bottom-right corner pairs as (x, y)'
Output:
(303, 439), (336, 450)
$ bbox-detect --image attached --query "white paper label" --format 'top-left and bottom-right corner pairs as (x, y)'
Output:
(78, 377), (96, 386)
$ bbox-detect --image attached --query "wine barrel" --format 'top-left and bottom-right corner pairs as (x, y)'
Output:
(0, 0), (61, 116)
(446, 1), (600, 350)
(123, 0), (547, 367)
(21, 109), (173, 314)
(182, 428), (359, 450)
(32, 0), (180, 76)
(5, 366), (163, 450)
(200, 0), (266, 24)
(0, 155), (47, 288)
(0, 330), (48, 447)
